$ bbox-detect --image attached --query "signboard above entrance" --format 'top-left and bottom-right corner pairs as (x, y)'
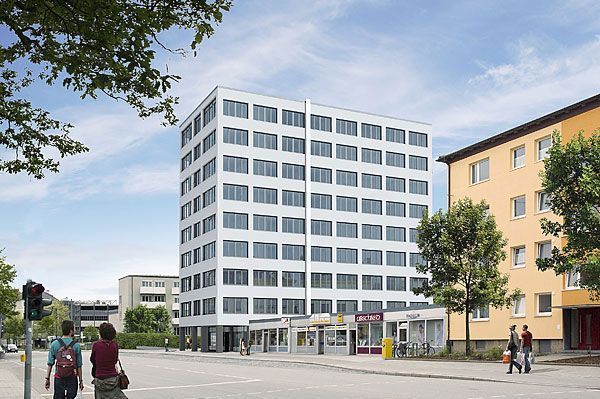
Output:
(355, 312), (383, 323)
(309, 313), (331, 325)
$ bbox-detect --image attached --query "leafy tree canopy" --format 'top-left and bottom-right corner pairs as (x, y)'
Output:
(124, 304), (153, 333)
(150, 305), (172, 334)
(0, 0), (231, 178)
(0, 250), (19, 317)
(537, 130), (600, 299)
(3, 314), (25, 342)
(82, 325), (99, 342)
(36, 300), (70, 337)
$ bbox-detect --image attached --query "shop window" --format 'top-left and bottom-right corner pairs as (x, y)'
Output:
(336, 330), (347, 346)
(278, 329), (288, 346)
(269, 329), (278, 346)
(370, 323), (383, 346)
(296, 331), (306, 346)
(358, 324), (369, 347)
(426, 319), (445, 347)
(326, 330), (336, 347)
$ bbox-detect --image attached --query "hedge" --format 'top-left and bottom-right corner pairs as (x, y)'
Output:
(114, 333), (179, 349)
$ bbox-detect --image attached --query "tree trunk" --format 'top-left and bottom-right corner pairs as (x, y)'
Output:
(465, 309), (471, 356)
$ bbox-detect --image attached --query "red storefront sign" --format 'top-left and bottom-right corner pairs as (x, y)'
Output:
(354, 312), (383, 323)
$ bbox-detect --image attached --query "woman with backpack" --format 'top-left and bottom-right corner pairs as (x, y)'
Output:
(90, 322), (128, 398)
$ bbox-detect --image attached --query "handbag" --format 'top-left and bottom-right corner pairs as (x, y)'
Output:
(502, 350), (511, 364)
(117, 360), (130, 390)
(516, 351), (525, 365)
(529, 351), (535, 364)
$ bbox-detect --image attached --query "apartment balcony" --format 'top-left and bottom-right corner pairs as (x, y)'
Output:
(140, 301), (166, 309)
(139, 286), (166, 295)
(171, 318), (179, 325)
(171, 303), (179, 311)
(171, 287), (180, 295)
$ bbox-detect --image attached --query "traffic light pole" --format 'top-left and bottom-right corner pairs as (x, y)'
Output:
(24, 310), (33, 399)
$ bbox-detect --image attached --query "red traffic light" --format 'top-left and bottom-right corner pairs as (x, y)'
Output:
(28, 283), (45, 297)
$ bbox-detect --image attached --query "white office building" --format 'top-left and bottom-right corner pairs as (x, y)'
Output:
(178, 87), (432, 352)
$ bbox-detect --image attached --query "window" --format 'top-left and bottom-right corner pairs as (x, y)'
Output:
(253, 187), (277, 204)
(386, 176), (405, 192)
(386, 201), (405, 217)
(223, 184), (248, 201)
(192, 300), (201, 316)
(254, 270), (277, 287)
(223, 127), (248, 146)
(202, 241), (216, 260)
(336, 196), (358, 212)
(512, 195), (526, 218)
(537, 136), (551, 160)
(193, 274), (201, 290)
(311, 140), (332, 157)
(470, 158), (489, 184)
(193, 194), (201, 213)
(180, 277), (191, 292)
(362, 174), (382, 189)
(512, 246), (526, 268)
(181, 202), (192, 220)
(311, 193), (332, 210)
(386, 127), (405, 144)
(512, 295), (525, 316)
(223, 99), (248, 118)
(282, 244), (305, 261)
(181, 302), (192, 317)
(386, 251), (406, 267)
(362, 301), (383, 311)
(537, 191), (550, 212)
(387, 276), (406, 291)
(410, 277), (428, 291)
(203, 186), (216, 207)
(387, 301), (406, 310)
(141, 280), (153, 288)
(282, 163), (305, 180)
(223, 155), (248, 173)
(362, 250), (382, 265)
(203, 270), (216, 287)
(203, 99), (216, 127)
(153, 281), (165, 288)
(282, 217), (305, 234)
(311, 273), (332, 288)
(337, 300), (358, 312)
(311, 167), (332, 184)
(386, 151), (405, 168)
(253, 159), (277, 177)
(362, 199), (382, 215)
(282, 190), (305, 207)
(408, 131), (427, 147)
(254, 298), (278, 314)
(409, 155), (428, 171)
(223, 297), (248, 314)
(194, 142), (201, 160)
(282, 136), (305, 154)
(362, 148), (382, 164)
(282, 271), (305, 287)
(409, 179), (428, 195)
(311, 246), (332, 262)
(361, 123), (382, 140)
(253, 214), (277, 232)
(192, 247), (201, 264)
(537, 293), (552, 315)
(336, 170), (358, 187)
(336, 144), (357, 161)
(472, 305), (490, 320)
(192, 113), (202, 135)
(203, 298), (216, 315)
(311, 114), (332, 132)
(311, 219), (332, 236)
(362, 224), (382, 240)
(253, 104), (277, 123)
(409, 253), (426, 267)
(409, 204), (428, 219)
(566, 270), (580, 288)
(223, 269), (248, 285)
(181, 152), (192, 171)
(253, 131), (277, 150)
(253, 242), (277, 259)
(337, 248), (358, 264)
(203, 214), (216, 233)
(282, 109), (305, 127)
(181, 177), (192, 196)
(203, 158), (216, 180)
(193, 169), (202, 187)
(203, 130), (216, 153)
(223, 212), (248, 230)
(337, 274), (358, 290)
(336, 222), (357, 238)
(223, 240), (248, 258)
(512, 145), (525, 168)
(282, 298), (305, 314)
(181, 124), (192, 147)
(386, 226), (406, 242)
(409, 228), (419, 243)
(537, 241), (551, 260)
(336, 119), (357, 136)
(311, 299), (332, 313)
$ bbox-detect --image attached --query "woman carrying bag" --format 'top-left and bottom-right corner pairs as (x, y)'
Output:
(90, 323), (128, 399)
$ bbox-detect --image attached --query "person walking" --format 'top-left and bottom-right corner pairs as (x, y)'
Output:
(45, 320), (84, 399)
(164, 337), (169, 352)
(506, 325), (522, 374)
(90, 322), (127, 399)
(521, 324), (533, 374)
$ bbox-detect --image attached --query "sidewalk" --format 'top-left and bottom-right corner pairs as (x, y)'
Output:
(127, 349), (600, 390)
(0, 358), (43, 399)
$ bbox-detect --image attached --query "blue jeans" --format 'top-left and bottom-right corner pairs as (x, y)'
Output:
(53, 376), (77, 399)
(523, 346), (531, 373)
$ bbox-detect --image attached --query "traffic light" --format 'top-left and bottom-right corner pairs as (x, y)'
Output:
(23, 281), (52, 321)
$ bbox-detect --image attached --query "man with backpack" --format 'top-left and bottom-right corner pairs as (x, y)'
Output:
(45, 320), (84, 399)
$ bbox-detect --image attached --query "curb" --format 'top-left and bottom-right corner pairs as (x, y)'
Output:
(123, 350), (600, 391)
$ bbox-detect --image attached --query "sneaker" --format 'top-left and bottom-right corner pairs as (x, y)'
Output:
(506, 371), (512, 374)
(518, 368), (522, 374)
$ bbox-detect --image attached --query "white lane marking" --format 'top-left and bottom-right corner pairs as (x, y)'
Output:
(185, 369), (207, 374)
(266, 390), (283, 393)
(213, 373), (254, 380)
(115, 379), (262, 393)
(551, 392), (565, 395)
(490, 396), (505, 398)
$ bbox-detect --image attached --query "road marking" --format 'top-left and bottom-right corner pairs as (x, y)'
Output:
(185, 369), (207, 374)
(213, 373), (254, 380)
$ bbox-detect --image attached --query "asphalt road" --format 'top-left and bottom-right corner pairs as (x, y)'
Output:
(2, 351), (599, 399)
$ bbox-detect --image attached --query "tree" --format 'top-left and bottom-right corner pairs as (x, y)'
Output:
(0, 1), (231, 178)
(413, 198), (519, 356)
(83, 325), (98, 342)
(3, 315), (25, 343)
(36, 300), (70, 337)
(537, 130), (600, 299)
(124, 305), (153, 333)
(150, 306), (173, 333)
(0, 250), (19, 317)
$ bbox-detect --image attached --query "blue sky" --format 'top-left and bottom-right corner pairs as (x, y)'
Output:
(1, 0), (599, 300)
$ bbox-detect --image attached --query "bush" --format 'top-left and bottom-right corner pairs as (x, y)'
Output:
(114, 333), (179, 349)
(483, 346), (504, 361)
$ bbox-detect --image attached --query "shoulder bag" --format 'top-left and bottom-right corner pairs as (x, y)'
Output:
(117, 360), (130, 390)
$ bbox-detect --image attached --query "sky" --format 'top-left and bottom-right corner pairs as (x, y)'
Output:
(1, 0), (599, 300)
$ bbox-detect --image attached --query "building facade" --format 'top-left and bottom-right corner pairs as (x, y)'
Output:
(64, 300), (118, 334)
(178, 86), (433, 352)
(438, 94), (600, 353)
(118, 275), (180, 334)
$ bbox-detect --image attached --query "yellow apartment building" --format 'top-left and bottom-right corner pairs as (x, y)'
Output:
(438, 94), (600, 353)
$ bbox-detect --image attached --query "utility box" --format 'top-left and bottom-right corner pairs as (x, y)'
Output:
(382, 338), (393, 359)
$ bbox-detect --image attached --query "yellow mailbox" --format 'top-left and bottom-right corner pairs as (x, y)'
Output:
(382, 337), (393, 359)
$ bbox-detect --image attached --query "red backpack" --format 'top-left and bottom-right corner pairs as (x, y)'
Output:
(55, 338), (77, 378)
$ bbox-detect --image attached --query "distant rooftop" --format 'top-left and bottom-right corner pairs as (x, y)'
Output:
(119, 274), (178, 280)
